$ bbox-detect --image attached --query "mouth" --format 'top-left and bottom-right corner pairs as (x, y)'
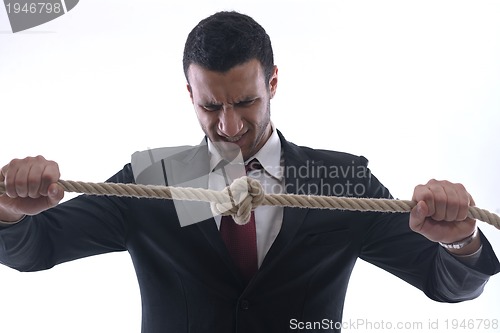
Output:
(225, 135), (243, 143)
(220, 131), (247, 144)
(213, 133), (248, 160)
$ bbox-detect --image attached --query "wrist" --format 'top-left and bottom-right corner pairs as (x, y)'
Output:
(440, 228), (482, 256)
(0, 214), (26, 225)
(0, 208), (25, 223)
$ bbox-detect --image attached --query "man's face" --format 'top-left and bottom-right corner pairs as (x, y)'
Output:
(187, 59), (278, 161)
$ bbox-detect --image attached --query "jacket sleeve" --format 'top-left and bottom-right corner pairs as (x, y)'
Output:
(358, 167), (500, 302)
(0, 164), (134, 272)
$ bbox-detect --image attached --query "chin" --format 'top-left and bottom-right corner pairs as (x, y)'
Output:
(212, 140), (244, 161)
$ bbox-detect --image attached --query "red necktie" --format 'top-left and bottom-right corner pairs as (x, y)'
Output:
(220, 159), (261, 283)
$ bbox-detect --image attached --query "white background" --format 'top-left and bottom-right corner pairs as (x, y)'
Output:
(0, 1), (499, 332)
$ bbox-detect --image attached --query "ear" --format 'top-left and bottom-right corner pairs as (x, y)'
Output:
(186, 83), (194, 103)
(269, 66), (278, 99)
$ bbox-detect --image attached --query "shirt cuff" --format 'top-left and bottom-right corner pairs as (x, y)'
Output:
(451, 245), (483, 267)
(0, 215), (26, 226)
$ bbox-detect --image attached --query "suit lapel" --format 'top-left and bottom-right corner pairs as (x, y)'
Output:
(196, 218), (244, 283)
(259, 131), (322, 270)
(179, 143), (245, 282)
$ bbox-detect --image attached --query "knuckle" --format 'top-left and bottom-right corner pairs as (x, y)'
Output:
(45, 162), (60, 178)
(427, 178), (438, 185)
(25, 156), (37, 163)
(413, 184), (432, 201)
(8, 158), (21, 169)
(50, 160), (60, 171)
(415, 184), (426, 190)
(442, 180), (452, 187)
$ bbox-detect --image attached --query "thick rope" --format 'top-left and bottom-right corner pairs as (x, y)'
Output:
(0, 177), (499, 230)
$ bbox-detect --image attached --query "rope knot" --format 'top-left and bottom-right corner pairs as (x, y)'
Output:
(210, 176), (265, 225)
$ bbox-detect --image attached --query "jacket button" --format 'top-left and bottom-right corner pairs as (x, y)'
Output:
(239, 299), (250, 310)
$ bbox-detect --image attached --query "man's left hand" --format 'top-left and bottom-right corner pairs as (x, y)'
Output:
(410, 179), (481, 255)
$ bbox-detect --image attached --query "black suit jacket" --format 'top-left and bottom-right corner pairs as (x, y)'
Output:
(1, 131), (499, 333)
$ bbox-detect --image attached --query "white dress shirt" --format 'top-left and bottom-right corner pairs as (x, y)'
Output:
(208, 126), (284, 268)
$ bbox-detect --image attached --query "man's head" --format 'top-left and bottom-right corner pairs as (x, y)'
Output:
(183, 12), (278, 161)
(183, 11), (275, 85)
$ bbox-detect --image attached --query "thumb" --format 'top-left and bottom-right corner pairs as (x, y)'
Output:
(47, 183), (64, 207)
(409, 201), (428, 232)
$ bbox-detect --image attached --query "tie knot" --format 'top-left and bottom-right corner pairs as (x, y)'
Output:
(245, 158), (262, 173)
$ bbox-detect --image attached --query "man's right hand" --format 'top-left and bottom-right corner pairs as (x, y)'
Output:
(0, 156), (64, 222)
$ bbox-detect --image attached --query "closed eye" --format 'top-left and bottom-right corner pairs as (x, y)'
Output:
(202, 103), (222, 112)
(235, 98), (257, 107)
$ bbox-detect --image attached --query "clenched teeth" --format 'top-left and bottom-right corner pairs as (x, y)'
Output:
(226, 136), (242, 142)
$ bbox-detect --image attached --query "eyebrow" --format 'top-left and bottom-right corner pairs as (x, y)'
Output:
(236, 96), (257, 102)
(201, 96), (257, 106)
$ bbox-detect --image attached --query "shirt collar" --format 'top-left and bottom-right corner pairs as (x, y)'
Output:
(208, 124), (283, 181)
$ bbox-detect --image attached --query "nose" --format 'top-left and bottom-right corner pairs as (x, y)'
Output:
(218, 106), (243, 137)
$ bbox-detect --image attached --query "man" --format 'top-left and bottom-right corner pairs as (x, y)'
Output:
(0, 11), (498, 333)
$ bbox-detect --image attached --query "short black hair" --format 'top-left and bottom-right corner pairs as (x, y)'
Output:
(183, 11), (275, 84)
